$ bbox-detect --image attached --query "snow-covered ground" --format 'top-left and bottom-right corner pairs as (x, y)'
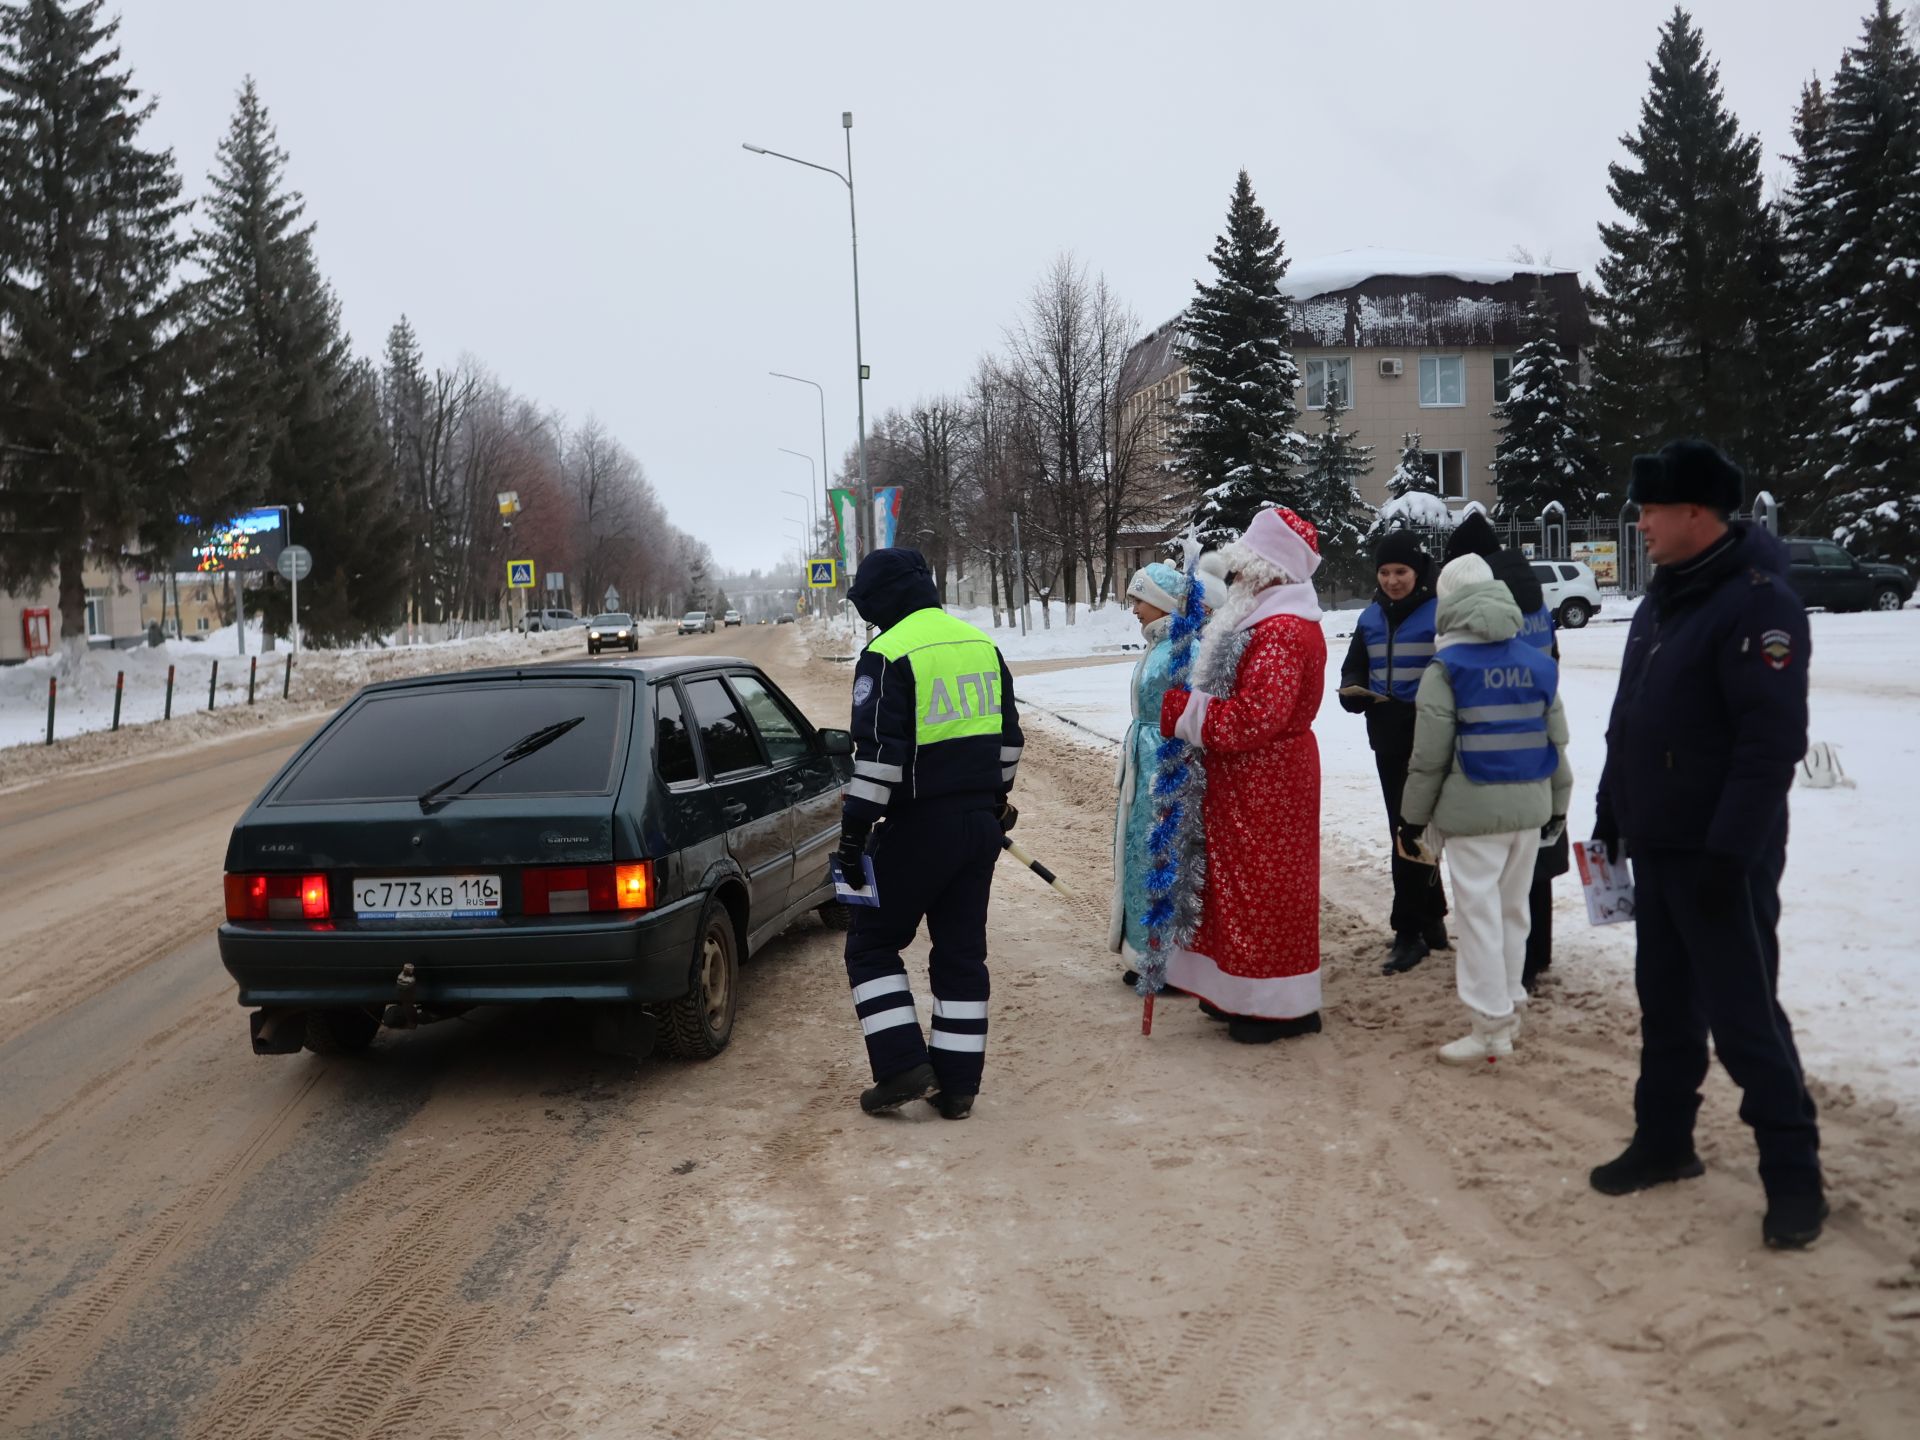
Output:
(0, 620), (648, 751)
(818, 601), (1149, 663)
(1015, 610), (1920, 1114)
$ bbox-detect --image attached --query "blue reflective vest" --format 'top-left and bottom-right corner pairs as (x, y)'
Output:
(1436, 640), (1560, 784)
(1356, 598), (1438, 703)
(1516, 604), (1555, 654)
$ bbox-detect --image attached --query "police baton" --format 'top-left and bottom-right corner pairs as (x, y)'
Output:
(1001, 836), (1072, 899)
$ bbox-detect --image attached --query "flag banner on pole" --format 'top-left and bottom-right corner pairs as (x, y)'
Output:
(829, 489), (858, 570)
(873, 487), (902, 551)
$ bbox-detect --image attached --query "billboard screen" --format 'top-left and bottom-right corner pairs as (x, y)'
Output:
(179, 508), (286, 574)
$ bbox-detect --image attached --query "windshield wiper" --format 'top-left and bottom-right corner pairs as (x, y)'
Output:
(416, 716), (586, 813)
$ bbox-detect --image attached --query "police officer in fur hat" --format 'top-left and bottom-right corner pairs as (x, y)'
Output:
(1590, 440), (1825, 1249)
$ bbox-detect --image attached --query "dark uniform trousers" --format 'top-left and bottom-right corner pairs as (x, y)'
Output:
(1632, 839), (1822, 1196)
(1374, 745), (1447, 937)
(845, 802), (1002, 1095)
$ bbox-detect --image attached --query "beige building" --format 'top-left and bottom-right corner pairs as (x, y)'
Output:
(1119, 249), (1593, 524)
(0, 563), (150, 664)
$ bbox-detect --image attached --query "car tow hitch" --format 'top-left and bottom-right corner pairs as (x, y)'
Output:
(382, 962), (421, 1030)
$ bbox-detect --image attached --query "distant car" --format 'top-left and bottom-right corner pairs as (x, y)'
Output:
(775, 613), (796, 625)
(678, 611), (714, 635)
(1527, 561), (1603, 630)
(723, 610), (742, 627)
(587, 612), (638, 654)
(217, 659), (856, 1061)
(522, 607), (582, 633)
(1786, 539), (1913, 612)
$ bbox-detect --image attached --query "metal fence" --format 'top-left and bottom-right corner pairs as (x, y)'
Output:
(1374, 495), (1780, 598)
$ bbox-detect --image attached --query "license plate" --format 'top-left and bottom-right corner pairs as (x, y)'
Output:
(354, 874), (501, 920)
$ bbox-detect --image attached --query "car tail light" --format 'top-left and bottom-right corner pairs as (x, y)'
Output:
(226, 872), (330, 921)
(522, 862), (653, 916)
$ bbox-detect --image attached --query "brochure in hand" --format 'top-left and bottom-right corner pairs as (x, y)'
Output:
(831, 855), (881, 908)
(1573, 840), (1635, 926)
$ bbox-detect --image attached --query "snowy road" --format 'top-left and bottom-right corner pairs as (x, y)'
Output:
(0, 619), (1915, 1437)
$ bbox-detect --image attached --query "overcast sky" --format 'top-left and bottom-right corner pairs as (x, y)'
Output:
(120, 0), (1861, 574)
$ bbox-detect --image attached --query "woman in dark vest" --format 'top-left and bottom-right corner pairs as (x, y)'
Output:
(1338, 531), (1449, 974)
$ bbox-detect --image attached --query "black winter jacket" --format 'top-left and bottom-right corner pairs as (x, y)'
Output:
(1596, 525), (1810, 863)
(1338, 585), (1435, 759)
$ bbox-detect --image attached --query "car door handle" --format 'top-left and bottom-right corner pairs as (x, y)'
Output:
(723, 801), (749, 823)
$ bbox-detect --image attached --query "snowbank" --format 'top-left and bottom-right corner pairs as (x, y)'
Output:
(1015, 610), (1920, 1116)
(1280, 248), (1575, 301)
(811, 602), (1151, 664)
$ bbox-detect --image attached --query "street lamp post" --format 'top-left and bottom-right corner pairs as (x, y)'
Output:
(771, 374), (835, 584)
(745, 117), (871, 555)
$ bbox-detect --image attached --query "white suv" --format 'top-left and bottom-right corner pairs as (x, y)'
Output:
(1528, 561), (1603, 630)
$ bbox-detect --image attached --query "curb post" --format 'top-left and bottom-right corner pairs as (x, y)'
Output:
(208, 660), (219, 712)
(164, 664), (175, 720)
(283, 654), (292, 701)
(248, 655), (258, 706)
(112, 671), (124, 732)
(45, 677), (55, 745)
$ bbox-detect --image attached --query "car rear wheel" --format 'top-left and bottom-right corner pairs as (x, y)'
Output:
(657, 901), (739, 1059)
(1559, 599), (1592, 630)
(1873, 586), (1904, 612)
(305, 1006), (380, 1054)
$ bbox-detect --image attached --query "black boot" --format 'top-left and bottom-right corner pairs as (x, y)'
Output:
(1424, 923), (1451, 951)
(1762, 1191), (1829, 1250)
(1122, 969), (1140, 988)
(1382, 933), (1430, 975)
(926, 1090), (975, 1120)
(1227, 1012), (1322, 1044)
(1589, 1139), (1706, 1196)
(860, 1062), (937, 1115)
(1198, 999), (1231, 1022)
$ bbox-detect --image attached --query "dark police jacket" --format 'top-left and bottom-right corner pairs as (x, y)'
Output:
(1597, 525), (1810, 863)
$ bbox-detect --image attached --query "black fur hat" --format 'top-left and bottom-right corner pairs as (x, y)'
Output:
(1372, 528), (1431, 583)
(1628, 440), (1743, 514)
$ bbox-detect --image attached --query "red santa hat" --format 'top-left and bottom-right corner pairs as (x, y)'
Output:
(1238, 506), (1322, 583)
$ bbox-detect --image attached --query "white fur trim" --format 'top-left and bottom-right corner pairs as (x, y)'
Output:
(1173, 689), (1211, 746)
(1126, 569), (1183, 617)
(1234, 581), (1324, 629)
(1166, 948), (1322, 1019)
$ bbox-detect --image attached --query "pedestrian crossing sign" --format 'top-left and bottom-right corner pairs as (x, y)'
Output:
(508, 560), (535, 589)
(808, 559), (836, 588)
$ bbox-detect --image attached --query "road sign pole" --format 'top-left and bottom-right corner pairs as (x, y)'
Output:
(291, 562), (299, 657)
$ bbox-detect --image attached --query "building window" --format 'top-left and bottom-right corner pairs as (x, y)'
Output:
(1419, 355), (1465, 407)
(1304, 357), (1353, 410)
(1493, 354), (1515, 405)
(84, 586), (110, 637)
(1420, 450), (1469, 500)
(196, 616), (211, 633)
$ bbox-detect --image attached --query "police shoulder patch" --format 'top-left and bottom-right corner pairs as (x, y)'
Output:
(852, 675), (876, 706)
(1760, 628), (1793, 671)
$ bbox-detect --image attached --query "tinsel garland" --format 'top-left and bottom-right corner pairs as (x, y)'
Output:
(1136, 534), (1210, 997)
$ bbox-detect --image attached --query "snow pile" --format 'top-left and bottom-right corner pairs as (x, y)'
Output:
(1014, 610), (1920, 1115)
(1376, 491), (1457, 528)
(1279, 248), (1574, 301)
(809, 602), (1152, 664)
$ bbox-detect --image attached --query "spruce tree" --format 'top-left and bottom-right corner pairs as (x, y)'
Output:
(1491, 290), (1607, 519)
(194, 79), (406, 642)
(1778, 78), (1838, 510)
(1588, 7), (1784, 488)
(1295, 380), (1373, 592)
(0, 0), (195, 665)
(1806, 2), (1920, 565)
(1173, 170), (1307, 547)
(1386, 433), (1433, 500)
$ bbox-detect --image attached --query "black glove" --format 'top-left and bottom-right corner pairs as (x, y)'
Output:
(1697, 852), (1749, 919)
(1592, 812), (1623, 865)
(1541, 815), (1567, 845)
(997, 802), (1018, 834)
(835, 820), (871, 878)
(1338, 692), (1373, 715)
(1395, 822), (1429, 860)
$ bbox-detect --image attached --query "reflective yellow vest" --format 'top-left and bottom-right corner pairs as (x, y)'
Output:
(868, 608), (1005, 748)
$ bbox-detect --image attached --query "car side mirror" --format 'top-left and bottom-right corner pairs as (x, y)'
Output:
(818, 728), (854, 757)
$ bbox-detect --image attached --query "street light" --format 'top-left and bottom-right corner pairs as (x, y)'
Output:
(745, 115), (870, 558)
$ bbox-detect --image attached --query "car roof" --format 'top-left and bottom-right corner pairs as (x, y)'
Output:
(351, 656), (761, 698)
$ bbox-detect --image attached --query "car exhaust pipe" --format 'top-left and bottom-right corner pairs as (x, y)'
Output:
(250, 1008), (307, 1055)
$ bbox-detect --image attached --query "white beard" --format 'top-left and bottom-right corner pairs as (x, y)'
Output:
(1192, 581), (1264, 689)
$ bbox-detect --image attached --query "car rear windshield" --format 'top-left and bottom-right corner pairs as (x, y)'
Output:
(273, 681), (629, 804)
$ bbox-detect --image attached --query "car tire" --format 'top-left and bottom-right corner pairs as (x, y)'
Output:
(656, 900), (739, 1060)
(1873, 586), (1904, 612)
(818, 900), (853, 932)
(304, 1007), (380, 1054)
(1559, 599), (1592, 630)
(588, 644), (598, 655)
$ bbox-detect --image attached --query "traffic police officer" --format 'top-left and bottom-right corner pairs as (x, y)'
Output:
(1591, 440), (1825, 1249)
(837, 548), (1023, 1120)
(1446, 511), (1567, 992)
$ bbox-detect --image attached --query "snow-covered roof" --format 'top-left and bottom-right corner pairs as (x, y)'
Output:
(1278, 249), (1575, 302)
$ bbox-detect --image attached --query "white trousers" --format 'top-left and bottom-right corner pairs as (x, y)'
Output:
(1441, 829), (1539, 1020)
